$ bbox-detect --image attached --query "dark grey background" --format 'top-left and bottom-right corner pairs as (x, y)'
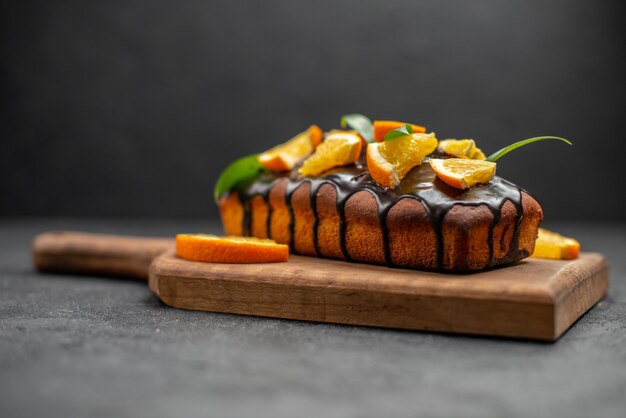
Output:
(1, 0), (625, 221)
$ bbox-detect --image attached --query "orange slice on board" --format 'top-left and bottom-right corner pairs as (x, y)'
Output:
(438, 139), (486, 160)
(373, 120), (427, 141)
(176, 234), (289, 263)
(258, 125), (323, 171)
(429, 158), (496, 190)
(298, 130), (362, 176)
(531, 228), (580, 260)
(367, 132), (437, 188)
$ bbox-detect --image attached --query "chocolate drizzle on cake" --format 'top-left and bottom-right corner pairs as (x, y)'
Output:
(232, 155), (526, 270)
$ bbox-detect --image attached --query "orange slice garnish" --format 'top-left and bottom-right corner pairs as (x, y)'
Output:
(298, 130), (362, 176)
(176, 234), (289, 263)
(438, 139), (486, 160)
(429, 158), (496, 190)
(258, 125), (323, 171)
(531, 228), (580, 260)
(366, 132), (438, 188)
(373, 120), (427, 141)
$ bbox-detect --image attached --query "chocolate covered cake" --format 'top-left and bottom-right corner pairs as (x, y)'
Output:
(219, 155), (542, 271)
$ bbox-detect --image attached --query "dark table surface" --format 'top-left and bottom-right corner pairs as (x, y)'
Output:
(1, 218), (625, 418)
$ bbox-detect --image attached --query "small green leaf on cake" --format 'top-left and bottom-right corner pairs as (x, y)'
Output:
(487, 136), (572, 162)
(384, 124), (414, 141)
(214, 154), (267, 203)
(341, 113), (374, 143)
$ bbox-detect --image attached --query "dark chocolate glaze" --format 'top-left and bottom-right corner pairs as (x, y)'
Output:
(231, 155), (528, 270)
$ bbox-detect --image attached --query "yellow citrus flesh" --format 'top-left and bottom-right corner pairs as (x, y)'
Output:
(367, 133), (438, 188)
(176, 234), (289, 263)
(258, 125), (323, 171)
(470, 144), (487, 160)
(531, 228), (580, 260)
(438, 139), (486, 160)
(298, 130), (363, 176)
(429, 158), (496, 189)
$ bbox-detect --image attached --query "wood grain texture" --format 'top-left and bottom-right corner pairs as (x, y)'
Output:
(33, 232), (173, 279)
(149, 252), (608, 341)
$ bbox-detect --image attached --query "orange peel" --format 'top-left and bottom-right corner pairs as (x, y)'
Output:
(373, 120), (426, 141)
(176, 234), (289, 263)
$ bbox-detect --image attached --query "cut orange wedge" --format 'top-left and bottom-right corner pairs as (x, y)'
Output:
(298, 130), (362, 176)
(531, 228), (580, 260)
(373, 120), (427, 141)
(438, 139), (486, 160)
(176, 234), (289, 263)
(258, 125), (323, 171)
(429, 158), (496, 190)
(367, 133), (438, 188)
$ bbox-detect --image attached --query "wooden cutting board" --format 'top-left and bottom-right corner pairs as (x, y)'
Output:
(33, 232), (609, 341)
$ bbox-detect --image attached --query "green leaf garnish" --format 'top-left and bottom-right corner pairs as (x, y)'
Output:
(384, 124), (414, 141)
(341, 113), (374, 143)
(213, 154), (267, 203)
(486, 136), (572, 162)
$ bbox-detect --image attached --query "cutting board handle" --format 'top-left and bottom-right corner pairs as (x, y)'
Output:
(32, 231), (174, 280)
